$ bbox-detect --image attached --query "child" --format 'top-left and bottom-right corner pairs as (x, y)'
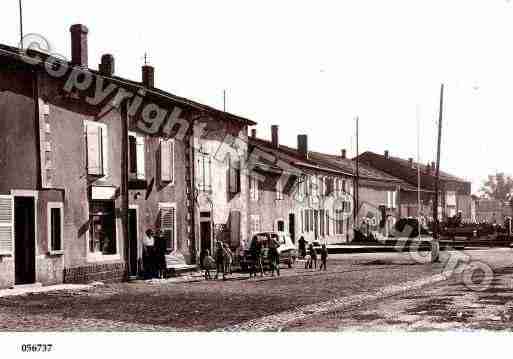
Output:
(319, 244), (328, 271)
(223, 243), (233, 275)
(309, 243), (317, 269)
(202, 250), (215, 280)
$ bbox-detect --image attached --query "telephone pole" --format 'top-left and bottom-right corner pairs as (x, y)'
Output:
(18, 0), (24, 48)
(432, 84), (444, 263)
(354, 116), (359, 225)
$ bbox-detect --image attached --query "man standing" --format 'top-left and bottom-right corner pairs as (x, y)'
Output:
(215, 241), (225, 280)
(143, 229), (156, 279)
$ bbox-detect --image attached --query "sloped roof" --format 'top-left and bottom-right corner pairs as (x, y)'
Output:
(357, 151), (470, 190)
(0, 43), (255, 126)
(249, 137), (353, 177)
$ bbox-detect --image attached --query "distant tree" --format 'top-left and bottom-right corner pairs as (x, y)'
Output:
(480, 173), (513, 204)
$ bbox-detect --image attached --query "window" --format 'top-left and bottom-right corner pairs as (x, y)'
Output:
(386, 191), (397, 209)
(228, 157), (241, 194)
(320, 209), (325, 236)
(446, 191), (457, 207)
(277, 220), (285, 232)
(335, 210), (344, 235)
(305, 209), (310, 232)
(250, 175), (259, 201)
(197, 148), (212, 192)
(84, 120), (108, 177)
(128, 132), (145, 180)
(276, 178), (283, 200)
(160, 139), (174, 183)
(159, 203), (176, 252)
(48, 202), (63, 253)
(301, 210), (304, 232)
(89, 200), (116, 255)
(326, 210), (330, 236)
(250, 215), (261, 234)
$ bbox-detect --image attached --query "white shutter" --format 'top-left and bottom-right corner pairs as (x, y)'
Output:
(86, 124), (101, 175)
(136, 135), (145, 179)
(0, 196), (14, 256)
(160, 206), (176, 250)
(392, 191), (397, 209)
(160, 140), (171, 182)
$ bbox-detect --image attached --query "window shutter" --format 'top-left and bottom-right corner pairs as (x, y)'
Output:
(128, 135), (137, 174)
(326, 210), (330, 235)
(0, 196), (14, 256)
(160, 140), (172, 182)
(136, 136), (145, 179)
(160, 206), (175, 251)
(229, 159), (237, 193)
(392, 191), (397, 209)
(230, 211), (241, 247)
(86, 124), (102, 176)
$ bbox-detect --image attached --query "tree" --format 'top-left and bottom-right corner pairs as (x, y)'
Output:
(480, 173), (513, 204)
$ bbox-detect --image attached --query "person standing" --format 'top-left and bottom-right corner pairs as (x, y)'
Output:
(298, 236), (306, 259)
(308, 243), (317, 269)
(143, 229), (156, 279)
(269, 236), (280, 277)
(223, 243), (233, 275)
(202, 249), (215, 280)
(154, 230), (167, 279)
(215, 241), (225, 280)
(319, 244), (328, 271)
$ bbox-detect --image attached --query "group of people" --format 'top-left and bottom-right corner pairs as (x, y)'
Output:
(202, 240), (233, 280)
(298, 236), (328, 271)
(248, 234), (281, 278)
(142, 229), (167, 279)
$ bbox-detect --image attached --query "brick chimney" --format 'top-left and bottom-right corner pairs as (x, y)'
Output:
(142, 65), (155, 88)
(408, 157), (413, 168)
(341, 149), (347, 159)
(271, 125), (279, 148)
(431, 161), (436, 174)
(298, 134), (308, 159)
(70, 24), (89, 67)
(251, 129), (256, 138)
(384, 150), (389, 159)
(99, 54), (115, 77)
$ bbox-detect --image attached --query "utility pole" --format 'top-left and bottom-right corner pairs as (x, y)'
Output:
(121, 102), (131, 278)
(354, 116), (359, 226)
(223, 89), (226, 112)
(18, 0), (24, 48)
(432, 84), (444, 263)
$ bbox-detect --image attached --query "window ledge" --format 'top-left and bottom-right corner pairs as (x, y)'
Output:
(48, 250), (64, 256)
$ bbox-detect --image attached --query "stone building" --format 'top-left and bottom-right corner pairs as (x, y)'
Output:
(248, 126), (354, 245)
(0, 24), (252, 288)
(357, 150), (472, 222)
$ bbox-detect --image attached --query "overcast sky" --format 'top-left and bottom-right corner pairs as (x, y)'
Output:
(2, 0), (512, 194)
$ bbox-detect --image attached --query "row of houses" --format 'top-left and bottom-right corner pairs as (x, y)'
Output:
(0, 24), (472, 288)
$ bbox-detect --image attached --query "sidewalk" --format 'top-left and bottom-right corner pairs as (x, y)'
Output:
(0, 283), (94, 298)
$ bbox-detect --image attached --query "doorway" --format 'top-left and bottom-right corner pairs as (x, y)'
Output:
(289, 213), (295, 243)
(314, 210), (319, 240)
(128, 208), (138, 278)
(199, 213), (212, 267)
(14, 196), (36, 285)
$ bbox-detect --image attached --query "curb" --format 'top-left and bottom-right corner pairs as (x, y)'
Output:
(222, 272), (451, 332)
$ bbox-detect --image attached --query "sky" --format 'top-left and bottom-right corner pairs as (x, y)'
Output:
(1, 0), (512, 194)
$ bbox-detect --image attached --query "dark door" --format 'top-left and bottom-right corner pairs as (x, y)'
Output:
(314, 210), (319, 240)
(128, 208), (138, 277)
(14, 197), (36, 285)
(200, 221), (211, 267)
(289, 213), (295, 243)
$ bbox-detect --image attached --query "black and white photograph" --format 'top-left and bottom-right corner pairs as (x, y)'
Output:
(0, 0), (513, 357)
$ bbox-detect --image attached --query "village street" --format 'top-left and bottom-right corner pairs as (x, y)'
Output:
(0, 248), (511, 331)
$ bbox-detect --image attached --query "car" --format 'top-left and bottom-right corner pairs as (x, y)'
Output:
(240, 232), (298, 271)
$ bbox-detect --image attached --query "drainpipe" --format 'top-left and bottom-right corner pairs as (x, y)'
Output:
(32, 70), (42, 190)
(121, 102), (130, 279)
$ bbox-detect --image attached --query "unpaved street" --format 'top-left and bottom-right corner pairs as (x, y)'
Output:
(0, 248), (510, 331)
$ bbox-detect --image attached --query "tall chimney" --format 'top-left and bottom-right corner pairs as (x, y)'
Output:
(431, 161), (436, 174)
(251, 129), (256, 138)
(99, 54), (115, 77)
(142, 65), (155, 88)
(271, 125), (279, 148)
(70, 24), (89, 67)
(384, 150), (389, 159)
(341, 149), (346, 159)
(298, 134), (308, 159)
(408, 157), (413, 168)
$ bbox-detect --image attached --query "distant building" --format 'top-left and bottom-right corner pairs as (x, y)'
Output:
(474, 197), (512, 224)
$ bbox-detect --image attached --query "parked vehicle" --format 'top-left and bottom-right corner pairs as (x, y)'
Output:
(240, 232), (298, 271)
